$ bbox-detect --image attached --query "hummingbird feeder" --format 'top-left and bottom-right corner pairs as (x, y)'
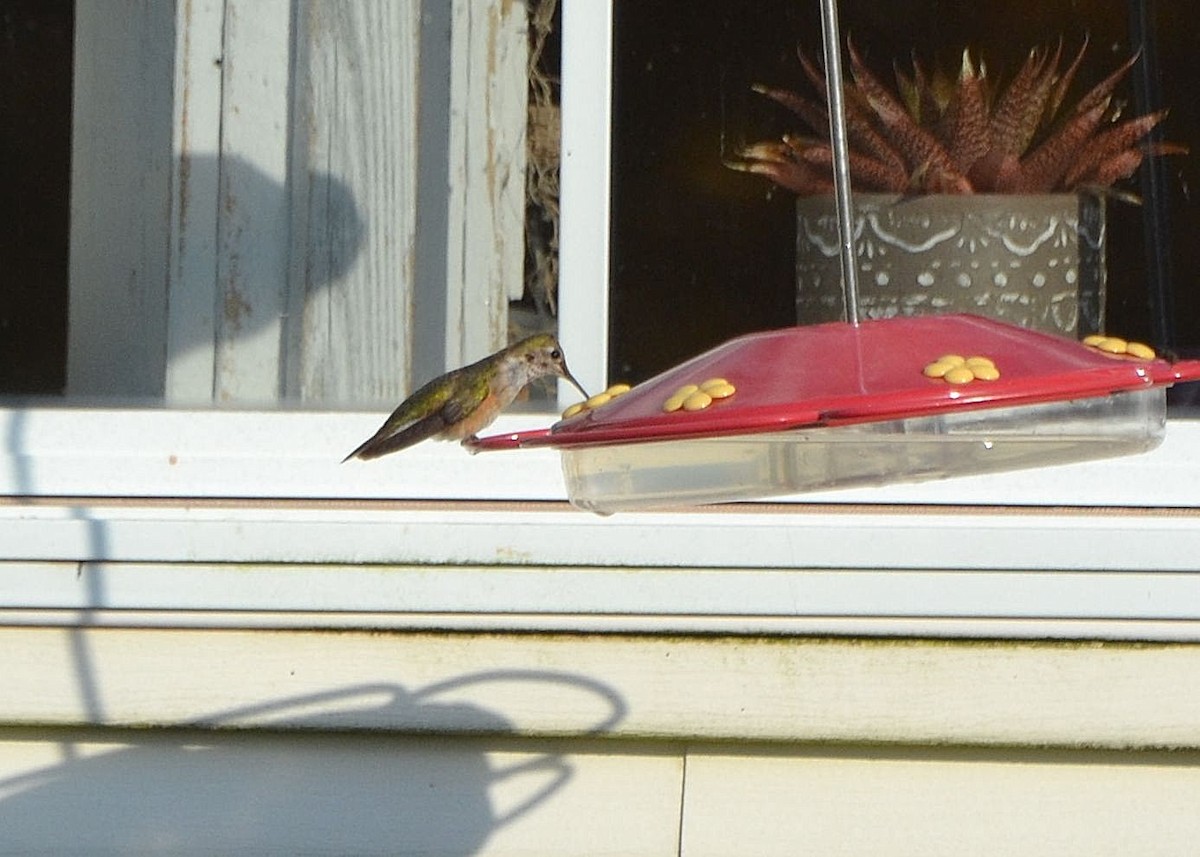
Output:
(469, 315), (1200, 513)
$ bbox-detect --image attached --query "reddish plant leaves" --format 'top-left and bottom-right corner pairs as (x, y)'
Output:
(730, 36), (1183, 196)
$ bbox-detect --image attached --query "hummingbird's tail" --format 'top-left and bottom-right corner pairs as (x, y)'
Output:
(342, 412), (448, 462)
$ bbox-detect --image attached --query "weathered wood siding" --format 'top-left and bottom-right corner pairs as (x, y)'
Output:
(285, 1), (422, 403)
(211, 0), (295, 402)
(69, 0), (526, 404)
(444, 0), (529, 368)
(67, 1), (175, 398)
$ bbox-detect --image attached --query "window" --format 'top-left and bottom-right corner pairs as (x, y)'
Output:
(607, 0), (1200, 381)
(2, 0), (1199, 639)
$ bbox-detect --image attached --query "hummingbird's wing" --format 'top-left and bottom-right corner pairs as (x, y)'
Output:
(343, 411), (450, 461)
(341, 369), (491, 461)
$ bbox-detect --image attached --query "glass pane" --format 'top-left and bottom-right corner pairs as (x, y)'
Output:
(609, 0), (1200, 415)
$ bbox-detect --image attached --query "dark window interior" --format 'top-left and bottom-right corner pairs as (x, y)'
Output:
(609, 0), (1200, 385)
(0, 0), (72, 394)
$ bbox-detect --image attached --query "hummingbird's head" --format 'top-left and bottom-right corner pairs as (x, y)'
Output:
(513, 334), (588, 398)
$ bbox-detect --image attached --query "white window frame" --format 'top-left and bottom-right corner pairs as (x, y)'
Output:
(2, 0), (1200, 639)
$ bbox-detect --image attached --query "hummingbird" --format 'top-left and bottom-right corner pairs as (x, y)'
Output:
(343, 333), (587, 461)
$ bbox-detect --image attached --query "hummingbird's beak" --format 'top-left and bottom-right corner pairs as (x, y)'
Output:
(561, 369), (588, 400)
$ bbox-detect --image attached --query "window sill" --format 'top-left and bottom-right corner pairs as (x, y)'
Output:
(3, 406), (1200, 506)
(3, 406), (1198, 638)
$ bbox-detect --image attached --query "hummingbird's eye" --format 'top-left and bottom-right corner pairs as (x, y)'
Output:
(550, 349), (561, 360)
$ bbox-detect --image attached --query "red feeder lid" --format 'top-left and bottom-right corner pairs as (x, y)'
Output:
(470, 315), (1200, 452)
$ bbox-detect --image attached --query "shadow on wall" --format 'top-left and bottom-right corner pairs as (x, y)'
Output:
(170, 153), (367, 396)
(0, 674), (627, 856)
(67, 153), (367, 401)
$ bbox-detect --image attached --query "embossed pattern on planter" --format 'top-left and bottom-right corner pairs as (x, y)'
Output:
(796, 194), (1106, 336)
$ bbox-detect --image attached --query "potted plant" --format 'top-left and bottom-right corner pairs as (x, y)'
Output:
(728, 37), (1186, 336)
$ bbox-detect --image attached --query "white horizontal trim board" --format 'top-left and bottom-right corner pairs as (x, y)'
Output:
(4, 562), (1200, 625)
(3, 407), (1200, 506)
(3, 627), (1200, 749)
(3, 500), (1200, 572)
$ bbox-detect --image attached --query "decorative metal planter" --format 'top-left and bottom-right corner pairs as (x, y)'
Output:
(796, 193), (1106, 337)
